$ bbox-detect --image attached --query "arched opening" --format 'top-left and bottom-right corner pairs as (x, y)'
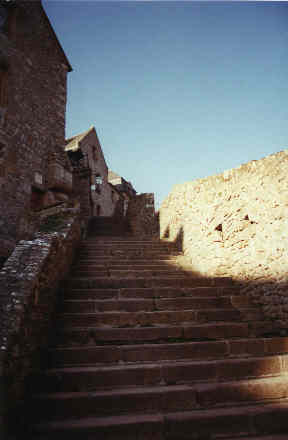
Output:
(96, 204), (101, 216)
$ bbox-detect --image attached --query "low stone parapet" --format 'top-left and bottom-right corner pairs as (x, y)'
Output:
(0, 212), (81, 438)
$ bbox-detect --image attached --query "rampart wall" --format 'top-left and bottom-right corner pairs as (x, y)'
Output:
(159, 150), (288, 327)
(0, 211), (81, 438)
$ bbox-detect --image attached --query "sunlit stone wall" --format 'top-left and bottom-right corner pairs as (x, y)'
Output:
(159, 150), (288, 326)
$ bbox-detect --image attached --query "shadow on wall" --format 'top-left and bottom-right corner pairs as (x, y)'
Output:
(159, 219), (288, 336)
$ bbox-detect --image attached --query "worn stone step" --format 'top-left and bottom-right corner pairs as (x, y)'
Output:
(73, 265), (185, 275)
(29, 385), (198, 421)
(61, 276), (234, 290)
(29, 413), (163, 439)
(197, 376), (288, 408)
(49, 337), (288, 366)
(29, 376), (288, 423)
(50, 340), (229, 366)
(58, 307), (248, 327)
(53, 322), (251, 346)
(77, 257), (181, 263)
(72, 270), (190, 278)
(35, 354), (286, 392)
(60, 297), (233, 313)
(79, 244), (179, 251)
(80, 246), (178, 252)
(61, 286), (241, 301)
(29, 401), (288, 439)
(80, 241), (178, 248)
(79, 251), (179, 257)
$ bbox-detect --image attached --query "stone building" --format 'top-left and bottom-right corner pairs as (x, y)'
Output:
(65, 126), (120, 223)
(0, 0), (72, 264)
(108, 170), (136, 216)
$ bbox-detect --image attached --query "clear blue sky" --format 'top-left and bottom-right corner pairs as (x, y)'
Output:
(43, 1), (288, 209)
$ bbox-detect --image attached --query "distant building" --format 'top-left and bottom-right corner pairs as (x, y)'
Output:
(108, 170), (136, 216)
(65, 126), (120, 222)
(0, 0), (72, 264)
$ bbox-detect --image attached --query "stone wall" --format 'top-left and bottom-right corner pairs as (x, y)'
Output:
(77, 128), (118, 218)
(0, 1), (71, 262)
(127, 193), (159, 238)
(0, 211), (81, 438)
(159, 150), (288, 327)
(66, 127), (120, 224)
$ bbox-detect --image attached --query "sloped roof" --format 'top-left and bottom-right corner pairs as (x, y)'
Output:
(40, 2), (72, 72)
(65, 126), (94, 152)
(108, 170), (122, 181)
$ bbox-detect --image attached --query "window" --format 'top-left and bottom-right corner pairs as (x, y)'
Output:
(34, 172), (43, 185)
(0, 69), (8, 107)
(92, 146), (97, 162)
(95, 174), (103, 185)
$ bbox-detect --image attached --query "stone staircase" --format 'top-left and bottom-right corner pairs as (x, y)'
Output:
(25, 224), (288, 439)
(87, 216), (129, 237)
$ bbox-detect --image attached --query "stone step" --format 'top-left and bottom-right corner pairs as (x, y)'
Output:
(72, 270), (190, 278)
(28, 401), (288, 439)
(77, 257), (181, 263)
(49, 336), (288, 366)
(79, 242), (178, 249)
(78, 252), (182, 260)
(80, 246), (178, 252)
(52, 322), (251, 346)
(73, 264), (182, 272)
(61, 286), (241, 300)
(60, 297), (233, 313)
(80, 241), (178, 248)
(59, 308), (248, 327)
(29, 376), (288, 422)
(61, 277), (234, 290)
(34, 354), (286, 392)
(58, 307), (256, 327)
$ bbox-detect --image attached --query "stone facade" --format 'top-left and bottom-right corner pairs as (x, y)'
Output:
(159, 149), (288, 327)
(66, 127), (121, 226)
(0, 0), (72, 263)
(126, 193), (158, 238)
(108, 169), (137, 217)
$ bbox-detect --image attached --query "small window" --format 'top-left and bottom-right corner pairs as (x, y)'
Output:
(34, 172), (43, 185)
(92, 146), (97, 161)
(95, 174), (103, 185)
(0, 142), (5, 160)
(0, 70), (8, 107)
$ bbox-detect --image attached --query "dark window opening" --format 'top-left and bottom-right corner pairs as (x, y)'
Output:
(30, 186), (44, 212)
(0, 69), (8, 107)
(95, 174), (102, 194)
(95, 174), (103, 185)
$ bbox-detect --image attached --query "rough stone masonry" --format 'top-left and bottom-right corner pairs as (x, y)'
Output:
(159, 150), (288, 328)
